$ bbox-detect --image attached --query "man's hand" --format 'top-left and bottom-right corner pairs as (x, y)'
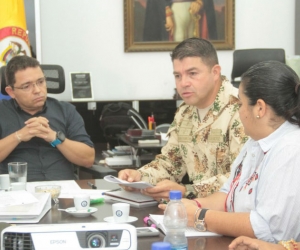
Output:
(16, 116), (56, 142)
(141, 180), (186, 200)
(118, 169), (142, 191)
(118, 169), (141, 182)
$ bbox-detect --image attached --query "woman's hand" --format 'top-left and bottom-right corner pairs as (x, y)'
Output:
(228, 236), (282, 250)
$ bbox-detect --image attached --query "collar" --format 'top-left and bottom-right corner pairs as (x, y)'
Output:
(258, 121), (298, 153)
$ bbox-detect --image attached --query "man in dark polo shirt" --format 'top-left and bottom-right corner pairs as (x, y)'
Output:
(0, 56), (95, 181)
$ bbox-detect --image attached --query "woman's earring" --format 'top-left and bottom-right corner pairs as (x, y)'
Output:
(256, 115), (260, 119)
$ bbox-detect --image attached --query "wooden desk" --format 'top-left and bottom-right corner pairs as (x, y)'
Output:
(37, 179), (234, 249)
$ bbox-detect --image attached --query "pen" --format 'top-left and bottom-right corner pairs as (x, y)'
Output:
(143, 216), (157, 228)
(102, 188), (121, 195)
(87, 181), (97, 189)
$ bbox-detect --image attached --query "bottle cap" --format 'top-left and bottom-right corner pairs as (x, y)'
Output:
(169, 190), (182, 200)
(151, 242), (171, 250)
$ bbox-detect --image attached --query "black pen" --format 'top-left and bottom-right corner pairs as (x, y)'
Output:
(102, 188), (121, 195)
(87, 181), (97, 189)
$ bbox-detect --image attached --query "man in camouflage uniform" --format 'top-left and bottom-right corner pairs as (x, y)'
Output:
(119, 38), (247, 200)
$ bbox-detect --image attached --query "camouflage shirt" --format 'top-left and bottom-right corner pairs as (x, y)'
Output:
(138, 77), (248, 197)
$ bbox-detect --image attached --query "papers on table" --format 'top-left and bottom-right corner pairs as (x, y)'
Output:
(26, 180), (106, 199)
(104, 175), (154, 189)
(0, 190), (38, 208)
(0, 191), (51, 223)
(149, 214), (221, 237)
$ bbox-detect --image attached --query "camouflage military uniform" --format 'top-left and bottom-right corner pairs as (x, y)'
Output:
(138, 77), (248, 197)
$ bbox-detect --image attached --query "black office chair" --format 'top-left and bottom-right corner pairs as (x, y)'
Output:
(0, 64), (65, 95)
(99, 102), (148, 148)
(231, 48), (286, 88)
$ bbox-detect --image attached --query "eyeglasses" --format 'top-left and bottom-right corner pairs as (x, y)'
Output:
(13, 77), (47, 92)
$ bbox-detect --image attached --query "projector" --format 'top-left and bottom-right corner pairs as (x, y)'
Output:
(1, 222), (137, 250)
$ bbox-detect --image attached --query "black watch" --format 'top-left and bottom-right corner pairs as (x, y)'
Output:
(50, 131), (66, 147)
(194, 208), (208, 232)
(186, 192), (197, 199)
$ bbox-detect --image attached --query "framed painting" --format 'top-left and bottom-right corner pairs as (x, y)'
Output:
(124, 0), (235, 52)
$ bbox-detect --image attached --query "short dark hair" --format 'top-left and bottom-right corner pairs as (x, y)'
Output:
(5, 55), (41, 87)
(241, 60), (300, 126)
(170, 37), (219, 68)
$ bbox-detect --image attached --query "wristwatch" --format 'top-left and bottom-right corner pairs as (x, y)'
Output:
(50, 131), (66, 147)
(194, 208), (209, 232)
(185, 184), (197, 199)
(186, 192), (197, 199)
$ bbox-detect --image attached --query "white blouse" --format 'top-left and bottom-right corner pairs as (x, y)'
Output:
(220, 121), (300, 243)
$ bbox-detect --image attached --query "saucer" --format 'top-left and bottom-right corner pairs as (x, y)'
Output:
(65, 207), (98, 218)
(103, 216), (138, 224)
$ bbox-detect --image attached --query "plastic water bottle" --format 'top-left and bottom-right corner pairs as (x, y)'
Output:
(163, 190), (188, 250)
(152, 242), (172, 250)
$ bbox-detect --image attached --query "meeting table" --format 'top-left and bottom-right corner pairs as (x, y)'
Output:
(1, 179), (235, 250)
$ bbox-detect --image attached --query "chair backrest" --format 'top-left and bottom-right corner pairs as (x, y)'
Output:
(231, 48), (286, 88)
(0, 64), (65, 95)
(156, 123), (171, 134)
(99, 102), (147, 147)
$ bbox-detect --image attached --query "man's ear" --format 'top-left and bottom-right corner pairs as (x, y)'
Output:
(212, 64), (221, 78)
(5, 86), (15, 99)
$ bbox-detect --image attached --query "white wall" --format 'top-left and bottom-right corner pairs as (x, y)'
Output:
(37, 0), (295, 102)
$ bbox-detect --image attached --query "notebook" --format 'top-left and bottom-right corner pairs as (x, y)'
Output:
(103, 190), (158, 208)
(149, 214), (221, 237)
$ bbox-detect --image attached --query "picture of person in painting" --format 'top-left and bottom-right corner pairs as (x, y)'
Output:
(143, 0), (173, 41)
(134, 0), (224, 42)
(167, 0), (218, 41)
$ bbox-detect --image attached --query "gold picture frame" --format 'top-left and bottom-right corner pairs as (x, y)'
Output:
(124, 0), (235, 52)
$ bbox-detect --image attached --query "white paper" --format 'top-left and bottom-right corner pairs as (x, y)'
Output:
(149, 214), (221, 237)
(58, 189), (106, 199)
(104, 175), (154, 189)
(0, 190), (38, 208)
(0, 193), (51, 223)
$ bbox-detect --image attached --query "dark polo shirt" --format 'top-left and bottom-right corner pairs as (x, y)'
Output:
(0, 97), (94, 181)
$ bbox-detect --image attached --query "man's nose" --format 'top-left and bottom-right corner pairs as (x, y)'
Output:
(32, 82), (41, 92)
(180, 75), (191, 87)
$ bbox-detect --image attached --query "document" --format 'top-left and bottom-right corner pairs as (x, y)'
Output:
(104, 175), (154, 189)
(0, 190), (38, 209)
(149, 214), (221, 237)
(104, 190), (158, 208)
(0, 192), (51, 223)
